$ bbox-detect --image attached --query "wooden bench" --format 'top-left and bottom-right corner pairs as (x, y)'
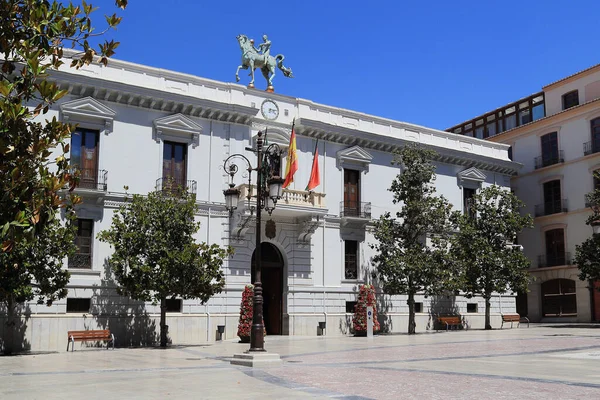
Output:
(67, 330), (115, 352)
(501, 314), (529, 329)
(438, 316), (463, 331)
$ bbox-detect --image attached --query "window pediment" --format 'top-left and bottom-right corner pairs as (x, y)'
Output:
(60, 97), (116, 134)
(153, 113), (202, 147)
(337, 145), (373, 171)
(252, 129), (291, 148)
(457, 166), (486, 188)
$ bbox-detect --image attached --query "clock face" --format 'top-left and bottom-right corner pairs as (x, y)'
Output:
(261, 99), (279, 120)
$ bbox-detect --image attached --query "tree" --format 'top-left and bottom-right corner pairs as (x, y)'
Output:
(371, 145), (455, 334)
(451, 185), (532, 330)
(98, 188), (233, 348)
(574, 174), (600, 284)
(0, 0), (127, 354)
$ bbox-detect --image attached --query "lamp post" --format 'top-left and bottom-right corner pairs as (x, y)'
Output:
(223, 131), (283, 352)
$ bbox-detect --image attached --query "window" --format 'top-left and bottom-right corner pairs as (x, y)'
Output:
(69, 219), (93, 269)
(445, 93), (545, 137)
(544, 229), (566, 267)
(508, 146), (513, 161)
(538, 132), (561, 168)
(594, 171), (600, 190)
(519, 109), (531, 125)
(344, 240), (358, 280)
(66, 298), (91, 313)
(165, 299), (182, 312)
(543, 180), (562, 215)
(466, 303), (478, 313)
(463, 188), (476, 218)
(414, 302), (423, 313)
(70, 128), (100, 189)
(343, 169), (361, 217)
(588, 117), (600, 155)
(346, 301), (357, 313)
(475, 127), (484, 139)
(562, 90), (579, 110)
(162, 141), (187, 190)
(542, 279), (577, 317)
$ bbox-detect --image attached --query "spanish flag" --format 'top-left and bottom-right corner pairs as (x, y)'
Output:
(283, 120), (298, 188)
(305, 139), (320, 191)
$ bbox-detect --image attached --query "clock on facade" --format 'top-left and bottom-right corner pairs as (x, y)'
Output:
(261, 99), (279, 120)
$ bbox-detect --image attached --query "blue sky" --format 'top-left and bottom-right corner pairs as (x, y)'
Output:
(93, 0), (600, 130)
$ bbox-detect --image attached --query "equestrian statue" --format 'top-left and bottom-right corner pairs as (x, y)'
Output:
(235, 34), (293, 92)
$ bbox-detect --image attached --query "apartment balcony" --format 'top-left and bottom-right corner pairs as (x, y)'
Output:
(583, 139), (600, 156)
(534, 199), (568, 217)
(340, 201), (371, 228)
(155, 177), (197, 195)
(538, 253), (571, 268)
(534, 151), (564, 169)
(66, 168), (108, 204)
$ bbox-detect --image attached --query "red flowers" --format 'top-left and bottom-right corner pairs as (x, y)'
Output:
(352, 284), (380, 335)
(237, 285), (266, 342)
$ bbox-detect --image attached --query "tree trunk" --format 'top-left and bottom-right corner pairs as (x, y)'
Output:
(407, 293), (416, 335)
(485, 296), (492, 330)
(160, 297), (167, 348)
(4, 296), (16, 355)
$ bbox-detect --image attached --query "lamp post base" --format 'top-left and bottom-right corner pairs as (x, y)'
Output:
(230, 352), (282, 367)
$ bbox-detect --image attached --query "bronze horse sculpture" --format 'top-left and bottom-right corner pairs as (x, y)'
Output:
(235, 34), (293, 89)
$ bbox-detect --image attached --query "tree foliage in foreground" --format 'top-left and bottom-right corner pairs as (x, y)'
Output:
(0, 0), (127, 354)
(574, 173), (600, 284)
(451, 185), (532, 330)
(98, 188), (232, 348)
(371, 145), (455, 335)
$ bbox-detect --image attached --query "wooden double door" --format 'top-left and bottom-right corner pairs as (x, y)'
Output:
(251, 242), (284, 335)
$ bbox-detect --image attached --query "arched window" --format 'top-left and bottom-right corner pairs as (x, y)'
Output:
(542, 279), (577, 317)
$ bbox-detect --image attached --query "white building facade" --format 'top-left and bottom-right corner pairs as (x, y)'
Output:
(447, 64), (600, 323)
(2, 57), (519, 352)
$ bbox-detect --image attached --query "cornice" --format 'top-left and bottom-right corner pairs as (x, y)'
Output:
(297, 118), (520, 175)
(48, 69), (259, 125)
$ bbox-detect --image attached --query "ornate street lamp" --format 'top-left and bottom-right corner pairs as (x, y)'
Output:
(223, 131), (283, 352)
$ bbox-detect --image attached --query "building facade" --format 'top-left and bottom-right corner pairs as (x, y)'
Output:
(1, 56), (518, 352)
(447, 64), (600, 323)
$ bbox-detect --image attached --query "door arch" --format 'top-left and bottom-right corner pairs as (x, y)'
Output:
(251, 242), (284, 335)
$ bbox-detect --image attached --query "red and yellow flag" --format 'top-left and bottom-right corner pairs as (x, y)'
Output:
(283, 120), (298, 188)
(306, 139), (320, 191)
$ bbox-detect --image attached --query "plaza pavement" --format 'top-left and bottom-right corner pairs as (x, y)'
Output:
(0, 325), (599, 399)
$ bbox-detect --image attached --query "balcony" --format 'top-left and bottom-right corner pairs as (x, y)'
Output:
(340, 201), (371, 228)
(72, 168), (107, 191)
(538, 253), (571, 268)
(236, 184), (327, 215)
(584, 139), (600, 156)
(156, 177), (197, 195)
(534, 151), (564, 169)
(534, 199), (568, 217)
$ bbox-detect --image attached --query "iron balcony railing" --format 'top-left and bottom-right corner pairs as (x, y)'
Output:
(155, 177), (197, 195)
(340, 201), (372, 219)
(534, 198), (568, 217)
(583, 139), (600, 156)
(68, 236), (92, 269)
(72, 168), (108, 191)
(538, 252), (571, 268)
(344, 254), (358, 280)
(534, 150), (564, 169)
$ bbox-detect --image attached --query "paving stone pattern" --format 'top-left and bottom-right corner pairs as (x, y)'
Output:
(0, 325), (599, 399)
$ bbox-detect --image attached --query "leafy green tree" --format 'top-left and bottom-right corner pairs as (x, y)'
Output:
(574, 174), (600, 284)
(98, 188), (233, 348)
(0, 0), (127, 354)
(451, 185), (532, 330)
(371, 145), (455, 334)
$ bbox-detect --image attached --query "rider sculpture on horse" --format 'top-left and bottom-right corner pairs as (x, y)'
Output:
(236, 34), (293, 90)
